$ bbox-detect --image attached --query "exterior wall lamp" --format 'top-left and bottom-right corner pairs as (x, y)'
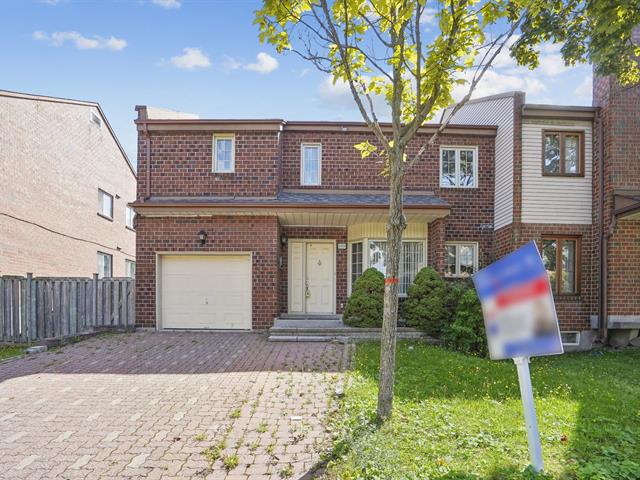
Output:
(280, 233), (288, 246)
(198, 230), (208, 246)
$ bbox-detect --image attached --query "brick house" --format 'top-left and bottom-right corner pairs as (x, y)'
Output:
(0, 90), (136, 278)
(132, 72), (639, 348)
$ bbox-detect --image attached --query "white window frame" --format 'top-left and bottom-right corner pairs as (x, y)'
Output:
(97, 251), (112, 278)
(213, 134), (235, 173)
(347, 238), (427, 297)
(560, 331), (580, 346)
(300, 143), (322, 186)
(125, 259), (136, 279)
(444, 242), (479, 278)
(125, 206), (135, 230)
(439, 146), (479, 188)
(98, 189), (113, 220)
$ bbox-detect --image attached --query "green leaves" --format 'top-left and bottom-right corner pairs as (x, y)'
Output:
(354, 140), (378, 158)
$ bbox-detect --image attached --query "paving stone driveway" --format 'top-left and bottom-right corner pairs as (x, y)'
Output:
(0, 332), (345, 480)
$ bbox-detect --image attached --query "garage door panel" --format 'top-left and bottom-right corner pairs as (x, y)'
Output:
(160, 255), (252, 330)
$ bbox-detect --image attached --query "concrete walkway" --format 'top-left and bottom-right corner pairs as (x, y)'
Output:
(0, 331), (345, 479)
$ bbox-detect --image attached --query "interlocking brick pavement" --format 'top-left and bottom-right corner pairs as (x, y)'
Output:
(0, 332), (345, 479)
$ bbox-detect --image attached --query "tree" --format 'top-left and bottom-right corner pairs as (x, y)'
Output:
(255, 0), (640, 421)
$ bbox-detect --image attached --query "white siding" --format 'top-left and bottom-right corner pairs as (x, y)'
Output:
(521, 119), (592, 224)
(444, 95), (515, 229)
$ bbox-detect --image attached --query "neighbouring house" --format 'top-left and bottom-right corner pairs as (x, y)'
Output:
(132, 66), (639, 349)
(0, 90), (136, 278)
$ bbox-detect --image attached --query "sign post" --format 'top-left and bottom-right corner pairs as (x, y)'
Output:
(472, 241), (563, 473)
(513, 356), (544, 472)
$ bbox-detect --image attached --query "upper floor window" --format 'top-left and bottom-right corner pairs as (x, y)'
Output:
(126, 206), (136, 230)
(213, 134), (235, 173)
(542, 236), (580, 294)
(97, 251), (112, 278)
(440, 147), (478, 188)
(98, 189), (113, 220)
(445, 242), (478, 278)
(301, 143), (321, 186)
(542, 131), (584, 176)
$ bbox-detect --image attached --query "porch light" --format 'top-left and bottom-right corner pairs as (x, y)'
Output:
(280, 233), (288, 246)
(198, 230), (208, 245)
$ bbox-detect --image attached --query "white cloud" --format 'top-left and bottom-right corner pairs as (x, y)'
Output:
(152, 0), (181, 8)
(317, 76), (390, 118)
(243, 52), (279, 74)
(574, 75), (592, 99)
(33, 31), (127, 51)
(419, 8), (438, 26)
(170, 47), (211, 70)
(222, 55), (242, 72)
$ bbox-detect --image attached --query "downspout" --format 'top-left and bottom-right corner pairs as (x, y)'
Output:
(597, 110), (608, 341)
(143, 122), (151, 200)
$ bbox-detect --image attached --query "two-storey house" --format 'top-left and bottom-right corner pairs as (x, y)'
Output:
(0, 90), (136, 278)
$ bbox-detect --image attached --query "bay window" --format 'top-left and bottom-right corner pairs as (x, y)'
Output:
(349, 239), (425, 295)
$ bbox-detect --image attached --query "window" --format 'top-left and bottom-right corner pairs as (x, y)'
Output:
(560, 331), (580, 346)
(542, 131), (583, 176)
(98, 189), (113, 219)
(444, 243), (478, 277)
(301, 143), (321, 186)
(349, 240), (425, 295)
(351, 242), (363, 285)
(125, 260), (136, 279)
(90, 111), (102, 127)
(97, 252), (112, 278)
(440, 147), (478, 187)
(213, 135), (235, 173)
(126, 206), (136, 230)
(542, 236), (580, 294)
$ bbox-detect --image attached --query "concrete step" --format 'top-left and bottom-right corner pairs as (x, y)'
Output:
(273, 318), (344, 329)
(278, 313), (342, 320)
(268, 326), (434, 343)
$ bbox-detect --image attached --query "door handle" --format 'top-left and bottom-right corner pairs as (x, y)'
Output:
(305, 279), (311, 298)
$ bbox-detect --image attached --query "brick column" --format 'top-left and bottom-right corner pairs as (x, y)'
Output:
(428, 218), (446, 274)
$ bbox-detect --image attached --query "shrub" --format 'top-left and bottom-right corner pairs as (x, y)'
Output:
(343, 268), (384, 327)
(403, 267), (447, 335)
(441, 287), (488, 356)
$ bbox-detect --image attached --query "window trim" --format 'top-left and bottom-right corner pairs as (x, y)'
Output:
(439, 145), (479, 188)
(347, 238), (427, 296)
(541, 235), (581, 296)
(97, 251), (113, 278)
(125, 259), (136, 279)
(560, 331), (581, 346)
(212, 134), (236, 173)
(541, 130), (585, 177)
(98, 189), (114, 221)
(300, 143), (322, 186)
(125, 206), (136, 231)
(444, 241), (479, 278)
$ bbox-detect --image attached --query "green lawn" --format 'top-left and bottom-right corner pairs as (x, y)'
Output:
(325, 342), (640, 480)
(0, 344), (27, 361)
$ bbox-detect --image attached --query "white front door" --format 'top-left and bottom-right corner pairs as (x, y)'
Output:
(288, 241), (335, 314)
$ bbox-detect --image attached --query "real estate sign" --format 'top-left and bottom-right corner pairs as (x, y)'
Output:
(472, 240), (563, 361)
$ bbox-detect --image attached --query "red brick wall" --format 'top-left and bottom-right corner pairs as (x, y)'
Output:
(427, 218), (445, 273)
(135, 215), (280, 329)
(279, 227), (348, 314)
(607, 219), (640, 316)
(138, 131), (280, 198)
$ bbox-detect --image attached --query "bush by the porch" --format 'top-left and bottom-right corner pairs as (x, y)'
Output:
(343, 268), (384, 327)
(403, 267), (447, 335)
(441, 286), (488, 356)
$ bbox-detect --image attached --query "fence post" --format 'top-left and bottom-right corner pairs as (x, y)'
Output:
(0, 276), (4, 342)
(92, 273), (98, 327)
(26, 273), (34, 341)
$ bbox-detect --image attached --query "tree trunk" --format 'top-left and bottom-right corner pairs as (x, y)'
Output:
(377, 148), (406, 422)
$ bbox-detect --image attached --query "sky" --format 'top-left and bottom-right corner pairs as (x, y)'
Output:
(2, 0), (594, 165)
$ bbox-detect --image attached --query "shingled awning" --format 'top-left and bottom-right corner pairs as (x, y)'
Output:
(614, 190), (640, 219)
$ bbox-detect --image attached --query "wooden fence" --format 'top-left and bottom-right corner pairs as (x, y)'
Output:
(0, 274), (134, 344)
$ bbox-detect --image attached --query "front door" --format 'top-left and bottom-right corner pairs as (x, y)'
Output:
(289, 241), (335, 314)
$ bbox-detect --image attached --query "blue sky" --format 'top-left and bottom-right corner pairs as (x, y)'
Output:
(2, 0), (593, 165)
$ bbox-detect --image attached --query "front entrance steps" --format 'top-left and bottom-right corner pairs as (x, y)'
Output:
(269, 314), (432, 342)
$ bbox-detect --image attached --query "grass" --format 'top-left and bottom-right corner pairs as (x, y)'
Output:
(0, 344), (27, 361)
(325, 341), (640, 480)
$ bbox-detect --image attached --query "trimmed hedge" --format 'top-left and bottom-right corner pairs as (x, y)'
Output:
(403, 267), (447, 335)
(343, 268), (384, 327)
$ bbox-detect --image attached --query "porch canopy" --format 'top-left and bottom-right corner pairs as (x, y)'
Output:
(614, 189), (640, 220)
(131, 189), (450, 225)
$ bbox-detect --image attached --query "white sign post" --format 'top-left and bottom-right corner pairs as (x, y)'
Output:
(513, 356), (544, 472)
(473, 241), (564, 473)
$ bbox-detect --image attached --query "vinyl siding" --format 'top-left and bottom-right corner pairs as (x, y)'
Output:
(444, 95), (515, 229)
(521, 119), (592, 224)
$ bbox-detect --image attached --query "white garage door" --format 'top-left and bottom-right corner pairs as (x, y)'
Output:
(160, 254), (252, 330)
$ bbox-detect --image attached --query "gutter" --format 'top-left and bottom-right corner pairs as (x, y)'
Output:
(597, 109), (608, 341)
